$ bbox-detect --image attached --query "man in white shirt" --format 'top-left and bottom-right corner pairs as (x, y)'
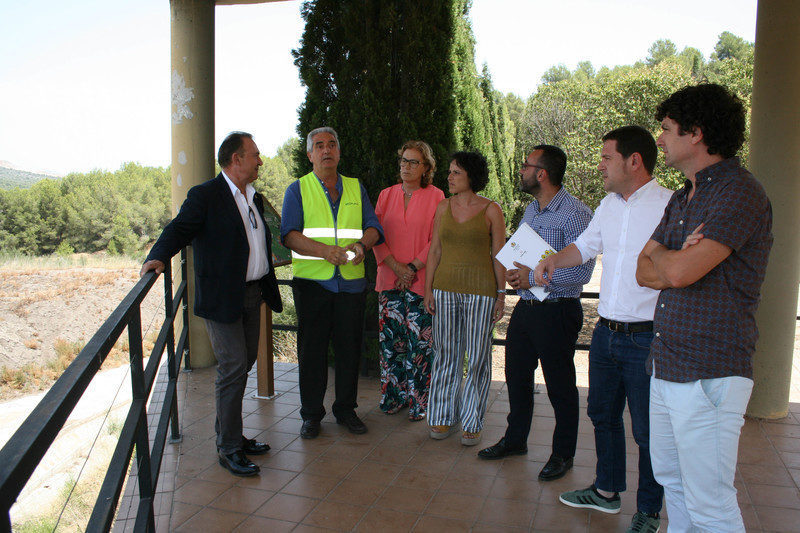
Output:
(534, 126), (672, 533)
(142, 132), (283, 477)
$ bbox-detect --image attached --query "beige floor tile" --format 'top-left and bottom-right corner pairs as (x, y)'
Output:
(154, 362), (800, 533)
(425, 491), (485, 522)
(391, 466), (446, 492)
(472, 523), (527, 532)
(347, 460), (402, 485)
(586, 511), (635, 532)
(234, 466), (297, 492)
(208, 486), (275, 514)
(412, 514), (473, 532)
(174, 507), (248, 532)
(173, 478), (230, 506)
(440, 471), (496, 496)
(233, 515), (295, 532)
(354, 507), (419, 532)
(754, 504), (800, 531)
(301, 454), (359, 478)
(260, 449), (316, 472)
(531, 502), (590, 532)
(282, 471), (341, 499)
(302, 500), (369, 530)
(253, 492), (320, 522)
(375, 486), (435, 514)
(488, 476), (543, 501)
(169, 501), (202, 530)
(326, 478), (383, 506)
(478, 497), (537, 528)
(739, 463), (797, 487)
(748, 483), (800, 509)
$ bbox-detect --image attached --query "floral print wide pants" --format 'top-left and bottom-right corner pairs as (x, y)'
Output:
(378, 290), (433, 419)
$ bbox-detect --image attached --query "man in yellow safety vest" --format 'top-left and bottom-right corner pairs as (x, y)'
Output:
(281, 126), (384, 439)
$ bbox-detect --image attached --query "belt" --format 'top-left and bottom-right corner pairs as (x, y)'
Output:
(599, 317), (653, 333)
(520, 297), (578, 306)
(246, 280), (261, 286)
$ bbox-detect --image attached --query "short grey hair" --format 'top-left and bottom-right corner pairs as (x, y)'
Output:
(306, 126), (341, 152)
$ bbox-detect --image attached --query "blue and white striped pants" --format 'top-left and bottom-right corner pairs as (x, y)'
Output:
(428, 289), (495, 433)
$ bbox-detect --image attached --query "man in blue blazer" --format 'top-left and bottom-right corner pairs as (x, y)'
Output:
(141, 132), (282, 476)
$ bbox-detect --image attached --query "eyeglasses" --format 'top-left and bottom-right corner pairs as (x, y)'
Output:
(248, 206), (258, 229)
(399, 157), (421, 168)
(521, 162), (545, 171)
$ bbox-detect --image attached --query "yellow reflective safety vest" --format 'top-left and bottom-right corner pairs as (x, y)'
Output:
(292, 172), (364, 280)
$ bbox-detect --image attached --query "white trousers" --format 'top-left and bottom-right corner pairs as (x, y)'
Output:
(428, 289), (494, 433)
(650, 375), (753, 533)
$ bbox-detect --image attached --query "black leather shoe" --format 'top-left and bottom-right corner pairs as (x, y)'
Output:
(242, 436), (270, 455)
(218, 450), (260, 477)
(300, 419), (321, 439)
(477, 437), (528, 460)
(336, 412), (367, 434)
(538, 454), (573, 481)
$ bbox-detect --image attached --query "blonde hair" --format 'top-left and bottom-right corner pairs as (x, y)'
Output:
(397, 140), (436, 187)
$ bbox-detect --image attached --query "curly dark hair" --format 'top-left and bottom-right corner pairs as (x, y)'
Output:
(655, 83), (746, 159)
(450, 151), (489, 192)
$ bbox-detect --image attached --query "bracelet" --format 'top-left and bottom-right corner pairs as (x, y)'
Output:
(407, 263), (418, 272)
(353, 241), (366, 252)
(497, 289), (505, 295)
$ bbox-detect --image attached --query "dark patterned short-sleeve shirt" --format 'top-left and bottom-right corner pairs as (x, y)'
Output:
(647, 157), (773, 382)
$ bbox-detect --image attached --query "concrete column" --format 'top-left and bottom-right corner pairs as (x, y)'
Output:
(747, 0), (800, 418)
(170, 0), (216, 367)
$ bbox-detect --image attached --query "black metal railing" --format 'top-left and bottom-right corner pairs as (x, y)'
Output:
(0, 250), (190, 532)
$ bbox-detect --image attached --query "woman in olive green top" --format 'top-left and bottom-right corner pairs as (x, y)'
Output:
(424, 151), (506, 446)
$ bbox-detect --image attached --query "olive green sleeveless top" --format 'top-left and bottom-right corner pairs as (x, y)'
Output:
(432, 201), (497, 298)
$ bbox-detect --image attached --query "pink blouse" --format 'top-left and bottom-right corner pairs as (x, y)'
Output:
(373, 183), (444, 296)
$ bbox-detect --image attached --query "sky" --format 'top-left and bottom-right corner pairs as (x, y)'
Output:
(0, 0), (756, 176)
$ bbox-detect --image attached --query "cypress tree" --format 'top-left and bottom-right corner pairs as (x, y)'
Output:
(292, 0), (514, 210)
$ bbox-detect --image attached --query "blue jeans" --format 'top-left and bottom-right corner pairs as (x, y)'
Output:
(587, 322), (663, 514)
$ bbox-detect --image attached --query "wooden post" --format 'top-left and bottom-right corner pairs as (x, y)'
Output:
(254, 302), (277, 399)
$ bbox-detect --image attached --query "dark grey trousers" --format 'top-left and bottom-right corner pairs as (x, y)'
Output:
(204, 283), (263, 455)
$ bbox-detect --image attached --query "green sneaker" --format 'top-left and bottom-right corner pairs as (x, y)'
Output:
(558, 484), (621, 514)
(626, 511), (660, 533)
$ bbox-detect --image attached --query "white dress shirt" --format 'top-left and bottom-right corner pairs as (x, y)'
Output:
(222, 171), (269, 281)
(573, 179), (673, 322)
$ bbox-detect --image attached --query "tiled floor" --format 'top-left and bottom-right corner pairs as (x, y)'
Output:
(115, 359), (800, 532)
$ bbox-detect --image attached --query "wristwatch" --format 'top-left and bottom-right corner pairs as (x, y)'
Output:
(407, 263), (418, 272)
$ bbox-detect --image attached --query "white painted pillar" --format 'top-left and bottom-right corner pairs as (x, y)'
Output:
(170, 0), (216, 367)
(748, 0), (800, 418)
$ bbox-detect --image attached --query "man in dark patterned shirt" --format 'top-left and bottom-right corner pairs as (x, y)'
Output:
(637, 83), (773, 532)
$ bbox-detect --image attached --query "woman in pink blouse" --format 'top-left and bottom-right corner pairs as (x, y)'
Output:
(373, 140), (444, 421)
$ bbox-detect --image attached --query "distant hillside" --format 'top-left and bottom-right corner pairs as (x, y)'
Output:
(0, 165), (56, 189)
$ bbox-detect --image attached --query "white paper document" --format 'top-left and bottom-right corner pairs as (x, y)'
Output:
(495, 223), (556, 301)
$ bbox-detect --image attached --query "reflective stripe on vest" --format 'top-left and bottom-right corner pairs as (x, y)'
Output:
(292, 172), (364, 280)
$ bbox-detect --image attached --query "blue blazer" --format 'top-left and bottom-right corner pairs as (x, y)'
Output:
(146, 174), (283, 322)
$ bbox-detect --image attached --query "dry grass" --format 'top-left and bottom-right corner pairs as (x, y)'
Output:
(0, 252), (141, 272)
(0, 330), (158, 400)
(13, 427), (132, 532)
